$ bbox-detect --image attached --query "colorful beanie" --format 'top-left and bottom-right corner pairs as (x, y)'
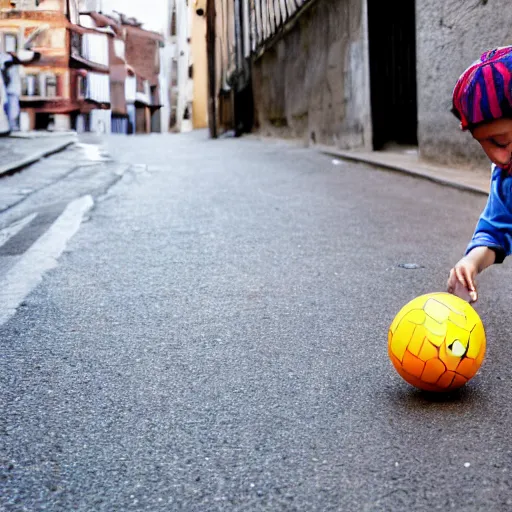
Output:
(452, 46), (512, 130)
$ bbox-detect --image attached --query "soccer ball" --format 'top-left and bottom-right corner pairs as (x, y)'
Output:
(388, 292), (486, 392)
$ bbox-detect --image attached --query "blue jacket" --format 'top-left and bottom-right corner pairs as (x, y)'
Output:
(466, 165), (512, 263)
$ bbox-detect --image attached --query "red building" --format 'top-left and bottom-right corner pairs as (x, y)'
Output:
(117, 15), (164, 133)
(0, 0), (164, 134)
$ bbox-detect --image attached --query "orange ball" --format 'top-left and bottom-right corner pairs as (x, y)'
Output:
(388, 293), (486, 392)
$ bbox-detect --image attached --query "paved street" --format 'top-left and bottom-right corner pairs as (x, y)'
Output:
(0, 134), (76, 178)
(1, 131), (512, 511)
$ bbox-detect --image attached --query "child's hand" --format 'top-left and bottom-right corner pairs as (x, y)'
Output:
(447, 247), (496, 303)
(447, 257), (478, 303)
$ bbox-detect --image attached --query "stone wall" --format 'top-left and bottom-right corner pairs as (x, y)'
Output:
(252, 0), (511, 167)
(416, 0), (512, 168)
(251, 0), (372, 149)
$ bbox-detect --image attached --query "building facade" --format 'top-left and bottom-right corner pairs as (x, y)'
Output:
(201, 0), (253, 137)
(213, 0), (512, 168)
(415, 0), (511, 167)
(190, 0), (207, 129)
(0, 0), (167, 134)
(70, 7), (112, 133)
(120, 18), (164, 133)
(164, 0), (208, 133)
(0, 2), (76, 131)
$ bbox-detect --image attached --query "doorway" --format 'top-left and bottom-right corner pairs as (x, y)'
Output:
(368, 0), (418, 150)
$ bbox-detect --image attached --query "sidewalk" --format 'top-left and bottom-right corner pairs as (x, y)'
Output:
(316, 144), (491, 196)
(0, 132), (77, 177)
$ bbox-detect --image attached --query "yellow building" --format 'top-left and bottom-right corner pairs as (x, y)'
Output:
(166, 0), (207, 132)
(190, 0), (207, 129)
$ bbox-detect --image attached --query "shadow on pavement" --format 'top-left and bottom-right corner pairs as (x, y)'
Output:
(386, 382), (487, 407)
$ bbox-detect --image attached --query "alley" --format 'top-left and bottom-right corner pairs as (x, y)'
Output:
(2, 132), (512, 511)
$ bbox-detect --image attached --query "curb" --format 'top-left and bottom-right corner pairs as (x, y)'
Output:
(316, 146), (489, 197)
(0, 138), (76, 177)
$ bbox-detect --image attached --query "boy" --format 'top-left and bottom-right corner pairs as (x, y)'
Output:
(447, 46), (512, 303)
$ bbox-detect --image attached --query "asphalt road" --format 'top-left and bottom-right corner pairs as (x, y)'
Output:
(1, 131), (512, 511)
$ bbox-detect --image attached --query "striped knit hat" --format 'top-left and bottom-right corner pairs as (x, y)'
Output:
(452, 46), (512, 130)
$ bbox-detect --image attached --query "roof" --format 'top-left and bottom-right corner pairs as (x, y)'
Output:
(123, 23), (164, 43)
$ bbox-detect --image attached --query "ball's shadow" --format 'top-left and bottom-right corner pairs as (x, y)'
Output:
(408, 387), (472, 403)
(389, 381), (485, 407)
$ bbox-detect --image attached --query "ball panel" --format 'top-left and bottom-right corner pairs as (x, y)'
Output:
(430, 293), (475, 323)
(418, 339), (438, 361)
(445, 323), (471, 348)
(436, 371), (457, 389)
(390, 294), (434, 334)
(406, 309), (427, 326)
(467, 321), (486, 359)
(402, 350), (426, 378)
(425, 331), (448, 348)
(390, 319), (416, 362)
(448, 309), (470, 329)
(475, 343), (486, 368)
(396, 370), (445, 392)
(388, 350), (403, 373)
(465, 308), (481, 329)
(423, 314), (448, 338)
(431, 292), (468, 309)
(424, 298), (451, 323)
(451, 374), (468, 389)
(421, 358), (447, 383)
(456, 358), (478, 379)
(407, 326), (426, 356)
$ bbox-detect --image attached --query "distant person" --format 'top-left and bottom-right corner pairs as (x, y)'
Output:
(447, 46), (512, 303)
(0, 54), (12, 135)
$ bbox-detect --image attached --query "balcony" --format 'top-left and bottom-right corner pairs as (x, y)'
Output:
(70, 29), (109, 73)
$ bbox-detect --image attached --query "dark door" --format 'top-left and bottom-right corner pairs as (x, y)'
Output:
(368, 0), (418, 149)
(136, 106), (146, 134)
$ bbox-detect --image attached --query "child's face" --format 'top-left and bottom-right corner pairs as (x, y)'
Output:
(472, 118), (512, 171)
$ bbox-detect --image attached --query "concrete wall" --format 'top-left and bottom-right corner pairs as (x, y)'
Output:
(251, 0), (371, 149)
(416, 0), (512, 168)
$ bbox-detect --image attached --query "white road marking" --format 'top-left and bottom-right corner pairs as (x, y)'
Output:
(0, 195), (93, 327)
(0, 212), (38, 248)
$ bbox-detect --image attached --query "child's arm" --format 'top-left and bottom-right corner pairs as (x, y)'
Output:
(448, 167), (512, 302)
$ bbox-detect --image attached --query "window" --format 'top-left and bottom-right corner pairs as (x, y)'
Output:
(170, 9), (177, 36)
(22, 73), (62, 98)
(125, 76), (136, 103)
(154, 44), (160, 69)
(171, 59), (178, 87)
(170, 106), (177, 127)
(70, 31), (82, 58)
(77, 75), (86, 99)
(114, 39), (125, 59)
(4, 34), (17, 52)
(81, 33), (109, 67)
(46, 74), (57, 97)
(21, 74), (39, 96)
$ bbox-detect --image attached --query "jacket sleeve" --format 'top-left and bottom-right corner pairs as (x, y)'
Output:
(465, 166), (512, 264)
